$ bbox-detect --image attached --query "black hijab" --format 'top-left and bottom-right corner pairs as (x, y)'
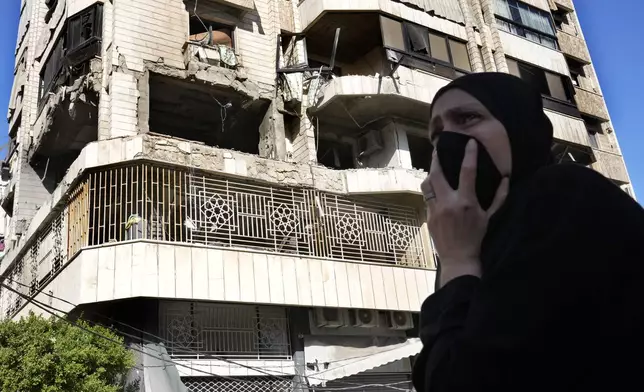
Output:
(413, 73), (644, 392)
(430, 72), (554, 186)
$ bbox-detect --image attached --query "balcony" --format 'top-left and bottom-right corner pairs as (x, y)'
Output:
(592, 149), (629, 184)
(309, 73), (444, 127)
(574, 87), (609, 121)
(557, 30), (590, 64)
(0, 151), (435, 318)
(544, 109), (592, 148)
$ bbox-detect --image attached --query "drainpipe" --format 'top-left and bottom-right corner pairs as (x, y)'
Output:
(468, 0), (497, 72)
(480, 0), (509, 72)
(457, 0), (484, 72)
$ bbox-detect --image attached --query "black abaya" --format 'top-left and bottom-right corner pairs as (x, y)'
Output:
(412, 73), (644, 392)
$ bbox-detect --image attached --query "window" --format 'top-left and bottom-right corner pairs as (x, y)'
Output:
(506, 57), (577, 116)
(494, 0), (558, 49)
(189, 17), (234, 48)
(380, 16), (405, 51)
(449, 39), (471, 72)
(407, 133), (433, 172)
(379, 17), (473, 79)
(566, 58), (586, 87)
(317, 138), (355, 170)
(67, 4), (103, 55)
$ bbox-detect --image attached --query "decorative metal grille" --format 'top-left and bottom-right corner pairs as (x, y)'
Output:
(77, 163), (427, 268)
(182, 377), (292, 392)
(0, 211), (68, 319)
(159, 301), (291, 359)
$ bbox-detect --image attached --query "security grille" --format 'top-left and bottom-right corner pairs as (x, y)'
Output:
(318, 373), (413, 392)
(159, 301), (291, 359)
(182, 376), (292, 392)
(78, 163), (427, 268)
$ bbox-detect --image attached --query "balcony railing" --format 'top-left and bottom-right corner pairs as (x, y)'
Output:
(77, 163), (426, 267)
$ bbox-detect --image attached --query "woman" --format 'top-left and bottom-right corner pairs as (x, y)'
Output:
(412, 73), (644, 392)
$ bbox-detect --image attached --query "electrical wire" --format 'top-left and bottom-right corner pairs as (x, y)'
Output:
(3, 278), (414, 391)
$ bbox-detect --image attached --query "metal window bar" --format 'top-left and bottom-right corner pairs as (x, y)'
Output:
(76, 163), (427, 268)
(158, 301), (291, 359)
(182, 376), (292, 392)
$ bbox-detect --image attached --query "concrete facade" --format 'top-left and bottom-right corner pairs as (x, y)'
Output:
(0, 0), (634, 389)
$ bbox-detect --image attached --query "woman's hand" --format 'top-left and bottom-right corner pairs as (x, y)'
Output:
(422, 140), (509, 287)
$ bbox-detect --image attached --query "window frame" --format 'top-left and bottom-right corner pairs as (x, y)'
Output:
(494, 0), (559, 49)
(379, 17), (472, 80)
(506, 56), (579, 118)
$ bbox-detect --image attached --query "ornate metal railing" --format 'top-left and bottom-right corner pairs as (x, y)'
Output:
(159, 301), (291, 359)
(78, 163), (428, 267)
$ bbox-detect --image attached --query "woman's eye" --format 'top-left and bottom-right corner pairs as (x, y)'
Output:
(457, 113), (480, 124)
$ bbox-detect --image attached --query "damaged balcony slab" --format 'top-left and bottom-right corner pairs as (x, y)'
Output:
(0, 134), (428, 276)
(309, 74), (447, 128)
(146, 60), (273, 102)
(29, 63), (102, 163)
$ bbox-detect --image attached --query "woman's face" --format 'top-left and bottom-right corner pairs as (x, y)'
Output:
(429, 88), (512, 177)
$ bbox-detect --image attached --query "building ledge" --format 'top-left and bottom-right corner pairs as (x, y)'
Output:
(574, 87), (609, 121)
(592, 149), (629, 184)
(16, 241), (435, 319)
(557, 30), (590, 64)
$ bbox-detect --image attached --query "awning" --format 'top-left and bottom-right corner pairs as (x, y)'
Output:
(304, 336), (422, 386)
(142, 343), (188, 392)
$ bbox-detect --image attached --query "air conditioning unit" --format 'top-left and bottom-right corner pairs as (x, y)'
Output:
(388, 311), (414, 330)
(350, 309), (379, 328)
(358, 130), (384, 158)
(314, 308), (347, 328)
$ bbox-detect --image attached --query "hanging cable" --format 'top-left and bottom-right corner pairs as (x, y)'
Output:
(2, 278), (413, 391)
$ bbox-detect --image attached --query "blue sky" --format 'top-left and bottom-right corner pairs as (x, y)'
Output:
(0, 1), (641, 198)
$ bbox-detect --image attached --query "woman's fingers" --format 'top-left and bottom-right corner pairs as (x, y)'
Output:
(458, 140), (478, 202)
(428, 150), (452, 199)
(487, 177), (510, 217)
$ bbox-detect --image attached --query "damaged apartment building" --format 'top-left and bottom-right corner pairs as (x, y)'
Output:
(0, 0), (634, 390)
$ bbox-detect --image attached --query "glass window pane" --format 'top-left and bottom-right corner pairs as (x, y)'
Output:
(546, 72), (567, 101)
(449, 39), (471, 71)
(380, 16), (405, 51)
(506, 58), (520, 77)
(429, 32), (449, 62)
(519, 63), (549, 95)
(407, 24), (429, 55)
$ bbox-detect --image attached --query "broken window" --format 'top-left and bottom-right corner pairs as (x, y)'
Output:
(189, 17), (234, 48)
(407, 133), (432, 172)
(317, 138), (355, 170)
(552, 142), (594, 166)
(380, 17), (473, 79)
(39, 3), (103, 107)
